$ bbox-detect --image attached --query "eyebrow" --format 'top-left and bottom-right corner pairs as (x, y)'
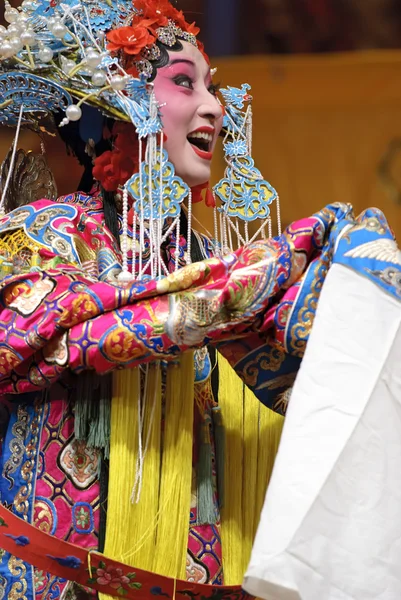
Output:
(168, 59), (195, 67)
(167, 58), (212, 81)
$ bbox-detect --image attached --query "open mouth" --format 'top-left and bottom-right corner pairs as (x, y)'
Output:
(187, 130), (214, 160)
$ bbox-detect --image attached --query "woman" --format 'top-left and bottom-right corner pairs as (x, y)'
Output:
(0, 1), (400, 599)
(0, 1), (281, 597)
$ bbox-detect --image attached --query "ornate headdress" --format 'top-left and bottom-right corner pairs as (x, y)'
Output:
(0, 0), (280, 282)
(0, 0), (204, 126)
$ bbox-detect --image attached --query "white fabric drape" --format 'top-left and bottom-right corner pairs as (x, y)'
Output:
(244, 264), (401, 600)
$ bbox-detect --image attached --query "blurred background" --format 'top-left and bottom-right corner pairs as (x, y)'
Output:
(1, 0), (401, 234)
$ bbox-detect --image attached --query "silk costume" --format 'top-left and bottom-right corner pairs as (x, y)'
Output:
(0, 186), (399, 599)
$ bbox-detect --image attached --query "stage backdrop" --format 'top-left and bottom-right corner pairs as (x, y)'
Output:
(1, 50), (401, 237)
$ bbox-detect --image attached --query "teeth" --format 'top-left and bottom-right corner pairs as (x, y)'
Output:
(188, 131), (213, 142)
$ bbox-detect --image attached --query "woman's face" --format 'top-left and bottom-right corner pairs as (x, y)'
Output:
(153, 41), (223, 188)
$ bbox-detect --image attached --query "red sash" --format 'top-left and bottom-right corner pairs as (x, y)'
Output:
(0, 504), (251, 600)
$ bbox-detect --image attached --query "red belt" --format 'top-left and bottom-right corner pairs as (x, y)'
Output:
(0, 504), (251, 600)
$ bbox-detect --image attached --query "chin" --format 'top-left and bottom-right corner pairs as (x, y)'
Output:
(176, 166), (211, 189)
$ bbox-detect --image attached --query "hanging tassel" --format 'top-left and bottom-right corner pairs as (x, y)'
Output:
(123, 363), (163, 568)
(100, 365), (164, 584)
(74, 371), (96, 441)
(217, 352), (285, 585)
(74, 372), (112, 458)
(217, 352), (245, 586)
(254, 402), (284, 538)
(153, 352), (194, 579)
(100, 368), (140, 600)
(196, 412), (216, 525)
(86, 374), (112, 459)
(212, 406), (225, 509)
(242, 385), (260, 567)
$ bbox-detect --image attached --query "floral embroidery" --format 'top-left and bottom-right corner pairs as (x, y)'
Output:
(87, 561), (142, 596)
(76, 508), (89, 529)
(34, 569), (46, 591)
(72, 502), (94, 534)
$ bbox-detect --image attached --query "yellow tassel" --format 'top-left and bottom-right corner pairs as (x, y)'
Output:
(218, 353), (285, 584)
(242, 385), (260, 568)
(153, 352), (194, 579)
(125, 364), (163, 564)
(254, 403), (284, 538)
(135, 363), (162, 556)
(100, 364), (164, 582)
(100, 368), (140, 600)
(218, 353), (245, 585)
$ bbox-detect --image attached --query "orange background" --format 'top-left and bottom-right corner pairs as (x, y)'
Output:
(1, 50), (401, 237)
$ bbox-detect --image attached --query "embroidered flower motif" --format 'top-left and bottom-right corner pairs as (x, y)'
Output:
(96, 566), (130, 588)
(34, 570), (46, 591)
(75, 506), (90, 529)
(87, 562), (142, 595)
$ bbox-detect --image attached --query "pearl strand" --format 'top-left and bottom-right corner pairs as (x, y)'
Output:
(213, 205), (219, 256)
(175, 218), (180, 272)
(186, 189), (192, 265)
(246, 105), (253, 155)
(132, 209), (137, 280)
(117, 186), (132, 283)
(276, 194), (282, 236)
(139, 139), (144, 279)
(268, 216), (272, 239)
(244, 221), (249, 245)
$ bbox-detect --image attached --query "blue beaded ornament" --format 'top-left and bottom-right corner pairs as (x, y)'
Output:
(127, 148), (190, 220)
(214, 83), (278, 223)
(0, 73), (72, 126)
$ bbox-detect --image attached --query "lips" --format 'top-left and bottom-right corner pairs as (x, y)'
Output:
(187, 126), (215, 161)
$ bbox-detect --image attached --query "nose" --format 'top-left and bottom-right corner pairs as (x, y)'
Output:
(197, 89), (222, 123)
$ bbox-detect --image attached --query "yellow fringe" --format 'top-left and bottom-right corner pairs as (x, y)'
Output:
(101, 366), (163, 572)
(218, 354), (245, 585)
(100, 368), (140, 600)
(99, 351), (283, 594)
(242, 386), (260, 568)
(152, 352), (194, 580)
(100, 356), (194, 600)
(218, 353), (285, 585)
(122, 364), (163, 564)
(254, 403), (284, 538)
(138, 363), (162, 555)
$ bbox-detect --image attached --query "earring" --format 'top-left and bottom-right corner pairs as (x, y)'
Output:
(213, 84), (281, 250)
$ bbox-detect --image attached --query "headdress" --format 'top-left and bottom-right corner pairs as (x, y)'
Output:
(0, 0), (281, 282)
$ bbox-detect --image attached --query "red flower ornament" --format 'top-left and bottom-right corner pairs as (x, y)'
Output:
(93, 123), (141, 191)
(106, 24), (156, 55)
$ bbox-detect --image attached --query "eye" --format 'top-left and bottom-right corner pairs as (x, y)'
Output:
(173, 75), (194, 90)
(208, 82), (221, 97)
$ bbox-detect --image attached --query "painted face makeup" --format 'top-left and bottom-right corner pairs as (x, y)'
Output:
(152, 41), (223, 188)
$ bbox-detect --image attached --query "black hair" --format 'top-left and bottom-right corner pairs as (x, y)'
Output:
(147, 39), (183, 81)
(55, 110), (121, 247)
